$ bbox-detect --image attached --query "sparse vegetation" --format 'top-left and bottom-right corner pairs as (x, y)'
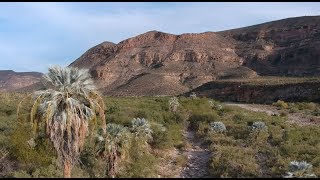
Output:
(273, 100), (289, 109)
(0, 93), (319, 178)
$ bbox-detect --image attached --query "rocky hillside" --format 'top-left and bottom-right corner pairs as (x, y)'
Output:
(70, 16), (320, 96)
(218, 16), (320, 76)
(0, 70), (42, 92)
(2, 16), (319, 98)
(70, 31), (244, 96)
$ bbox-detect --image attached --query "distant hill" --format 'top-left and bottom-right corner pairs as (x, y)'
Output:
(0, 70), (42, 92)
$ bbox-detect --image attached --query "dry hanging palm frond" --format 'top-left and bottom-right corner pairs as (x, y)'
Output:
(27, 65), (106, 178)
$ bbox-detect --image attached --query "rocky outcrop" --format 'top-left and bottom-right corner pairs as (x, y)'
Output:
(185, 80), (320, 103)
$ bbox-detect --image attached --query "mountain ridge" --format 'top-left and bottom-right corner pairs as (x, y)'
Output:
(1, 15), (320, 98)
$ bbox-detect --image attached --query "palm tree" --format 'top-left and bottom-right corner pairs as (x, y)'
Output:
(22, 66), (106, 178)
(96, 123), (131, 178)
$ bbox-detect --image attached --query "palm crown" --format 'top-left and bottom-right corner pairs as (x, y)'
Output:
(25, 66), (106, 178)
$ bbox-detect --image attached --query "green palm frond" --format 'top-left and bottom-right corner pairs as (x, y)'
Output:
(131, 118), (153, 141)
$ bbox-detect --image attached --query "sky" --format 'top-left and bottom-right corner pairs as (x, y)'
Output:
(0, 2), (319, 73)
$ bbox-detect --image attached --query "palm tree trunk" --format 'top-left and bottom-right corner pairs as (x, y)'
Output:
(64, 159), (72, 178)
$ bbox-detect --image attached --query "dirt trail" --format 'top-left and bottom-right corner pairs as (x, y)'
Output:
(225, 103), (318, 125)
(179, 127), (211, 178)
(157, 125), (212, 178)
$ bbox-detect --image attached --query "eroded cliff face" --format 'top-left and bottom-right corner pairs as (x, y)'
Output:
(70, 31), (244, 95)
(186, 81), (320, 104)
(68, 16), (320, 97)
(218, 16), (320, 76)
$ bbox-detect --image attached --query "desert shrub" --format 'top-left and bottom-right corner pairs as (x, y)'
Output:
(305, 103), (317, 111)
(188, 112), (219, 131)
(265, 149), (288, 176)
(225, 123), (251, 140)
(119, 132), (157, 178)
(150, 123), (170, 149)
(217, 105), (234, 116)
(134, 110), (148, 119)
(207, 132), (239, 147)
(175, 141), (192, 151)
(232, 113), (247, 124)
(313, 108), (320, 116)
(273, 100), (289, 109)
(196, 121), (209, 137)
(209, 122), (227, 133)
(169, 97), (180, 112)
(280, 127), (320, 163)
(293, 102), (318, 111)
(12, 170), (32, 178)
(105, 104), (120, 114)
(174, 155), (188, 167)
(279, 110), (288, 117)
(210, 145), (259, 177)
(12, 161), (89, 178)
(152, 97), (170, 111)
(8, 124), (55, 169)
(289, 106), (299, 113)
(248, 130), (269, 149)
(78, 145), (105, 178)
(168, 123), (184, 148)
(284, 161), (317, 178)
(208, 100), (223, 111)
(119, 149), (157, 178)
(267, 126), (285, 146)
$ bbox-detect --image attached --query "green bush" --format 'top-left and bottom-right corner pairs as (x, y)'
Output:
(9, 124), (55, 169)
(1, 93), (320, 178)
(210, 145), (259, 177)
(189, 112), (219, 131)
